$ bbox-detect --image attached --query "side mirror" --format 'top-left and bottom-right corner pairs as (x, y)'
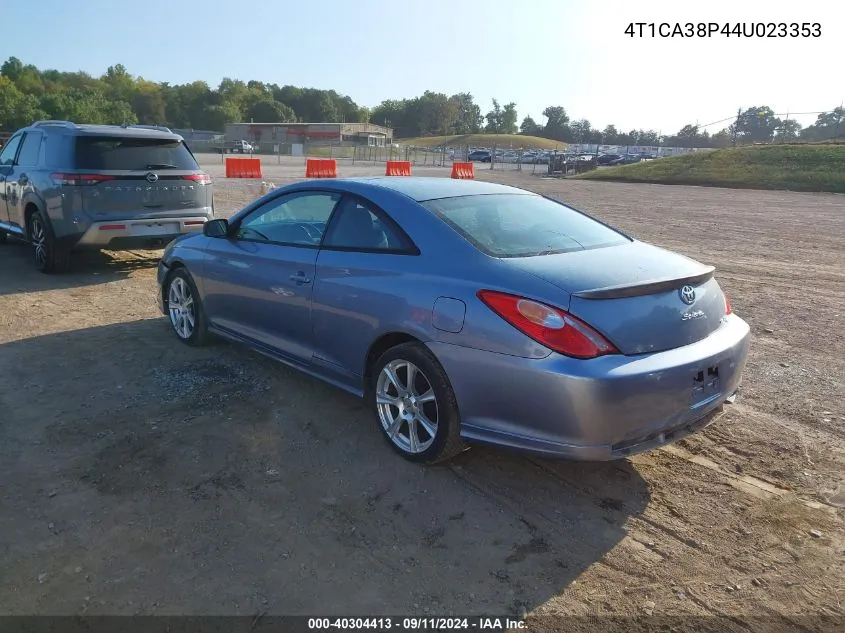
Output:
(203, 218), (229, 238)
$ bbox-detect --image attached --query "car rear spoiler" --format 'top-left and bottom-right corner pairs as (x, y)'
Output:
(572, 267), (716, 300)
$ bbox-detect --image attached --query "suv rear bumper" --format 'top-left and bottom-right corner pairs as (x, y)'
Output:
(74, 217), (209, 249)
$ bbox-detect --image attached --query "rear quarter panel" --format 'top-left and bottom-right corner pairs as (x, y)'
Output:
(311, 249), (556, 381)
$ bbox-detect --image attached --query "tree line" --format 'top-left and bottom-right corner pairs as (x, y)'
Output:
(1, 57), (842, 147)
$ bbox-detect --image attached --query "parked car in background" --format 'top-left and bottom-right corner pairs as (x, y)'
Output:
(597, 153), (623, 166)
(212, 139), (254, 154)
(467, 150), (492, 162)
(158, 177), (749, 464)
(0, 120), (213, 273)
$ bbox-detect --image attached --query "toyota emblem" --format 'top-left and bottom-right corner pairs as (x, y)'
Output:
(679, 285), (696, 305)
(146, 172), (159, 183)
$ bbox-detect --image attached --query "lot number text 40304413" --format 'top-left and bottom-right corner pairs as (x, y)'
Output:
(624, 22), (821, 38)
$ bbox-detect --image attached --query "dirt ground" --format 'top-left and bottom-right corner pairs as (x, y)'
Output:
(1, 155), (843, 630)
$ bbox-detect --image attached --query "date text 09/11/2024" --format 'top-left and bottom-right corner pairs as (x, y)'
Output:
(307, 617), (526, 630)
(625, 22), (821, 38)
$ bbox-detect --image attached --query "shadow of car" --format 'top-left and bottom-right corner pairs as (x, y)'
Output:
(0, 318), (650, 615)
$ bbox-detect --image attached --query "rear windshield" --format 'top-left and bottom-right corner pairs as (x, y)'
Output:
(74, 136), (199, 171)
(421, 193), (630, 258)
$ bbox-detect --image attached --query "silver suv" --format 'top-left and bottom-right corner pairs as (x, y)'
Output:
(0, 121), (214, 273)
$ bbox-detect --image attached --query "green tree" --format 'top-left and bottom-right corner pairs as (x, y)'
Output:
(731, 106), (780, 144)
(500, 103), (518, 134)
(0, 57), (24, 82)
(520, 115), (541, 136)
(102, 64), (134, 103)
(133, 80), (166, 125)
(602, 124), (619, 144)
(774, 119), (801, 142)
(248, 100), (297, 123)
(541, 106), (570, 141)
(675, 124), (699, 147)
(569, 119), (592, 143)
(800, 106), (844, 141)
(451, 92), (483, 134)
(0, 76), (47, 129)
(484, 99), (516, 133)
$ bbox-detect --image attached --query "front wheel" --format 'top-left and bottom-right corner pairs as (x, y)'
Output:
(369, 342), (466, 464)
(166, 268), (209, 346)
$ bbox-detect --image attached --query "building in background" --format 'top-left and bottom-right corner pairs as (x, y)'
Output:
(224, 122), (393, 150)
(173, 128), (224, 143)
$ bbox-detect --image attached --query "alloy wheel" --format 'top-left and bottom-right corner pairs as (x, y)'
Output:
(375, 359), (439, 454)
(31, 217), (47, 267)
(168, 276), (196, 339)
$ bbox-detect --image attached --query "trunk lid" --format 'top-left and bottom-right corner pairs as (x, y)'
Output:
(73, 134), (211, 219)
(78, 171), (211, 219)
(505, 241), (727, 355)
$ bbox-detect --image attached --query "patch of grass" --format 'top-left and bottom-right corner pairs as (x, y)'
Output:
(577, 144), (845, 193)
(398, 134), (565, 150)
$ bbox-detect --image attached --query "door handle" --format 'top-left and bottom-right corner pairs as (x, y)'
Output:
(289, 271), (312, 285)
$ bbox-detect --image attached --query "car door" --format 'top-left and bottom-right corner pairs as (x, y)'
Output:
(10, 131), (43, 228)
(0, 133), (24, 226)
(311, 194), (420, 382)
(200, 189), (341, 362)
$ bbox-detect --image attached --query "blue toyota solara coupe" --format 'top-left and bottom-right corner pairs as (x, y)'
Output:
(157, 176), (750, 464)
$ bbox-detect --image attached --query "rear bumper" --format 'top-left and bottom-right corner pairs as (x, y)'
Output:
(428, 313), (751, 461)
(73, 217), (209, 249)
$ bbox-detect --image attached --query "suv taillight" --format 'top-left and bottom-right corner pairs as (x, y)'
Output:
(51, 173), (116, 186)
(477, 290), (618, 359)
(182, 173), (211, 185)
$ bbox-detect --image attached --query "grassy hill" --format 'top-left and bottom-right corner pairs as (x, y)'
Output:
(398, 134), (566, 150)
(578, 144), (845, 193)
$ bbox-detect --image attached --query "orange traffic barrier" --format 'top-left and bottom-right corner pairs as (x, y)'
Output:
(225, 157), (263, 179)
(385, 160), (412, 176)
(451, 161), (475, 179)
(305, 158), (338, 178)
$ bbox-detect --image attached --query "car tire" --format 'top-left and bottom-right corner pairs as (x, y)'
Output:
(165, 267), (210, 346)
(369, 342), (466, 464)
(30, 210), (70, 274)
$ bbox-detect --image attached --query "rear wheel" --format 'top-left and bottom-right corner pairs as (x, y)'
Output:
(166, 268), (209, 346)
(369, 342), (466, 464)
(30, 210), (70, 274)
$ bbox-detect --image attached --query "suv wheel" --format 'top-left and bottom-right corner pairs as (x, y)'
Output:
(30, 210), (70, 274)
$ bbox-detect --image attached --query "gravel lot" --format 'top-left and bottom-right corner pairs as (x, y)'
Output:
(1, 155), (843, 629)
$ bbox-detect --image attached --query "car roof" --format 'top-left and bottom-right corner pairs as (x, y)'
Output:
(339, 176), (535, 202)
(24, 122), (182, 141)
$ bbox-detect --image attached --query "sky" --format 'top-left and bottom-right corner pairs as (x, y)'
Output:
(4, 0), (842, 134)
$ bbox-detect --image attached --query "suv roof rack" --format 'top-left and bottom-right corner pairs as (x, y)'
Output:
(32, 120), (77, 129)
(122, 123), (173, 134)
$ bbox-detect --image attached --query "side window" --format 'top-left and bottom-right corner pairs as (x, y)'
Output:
(0, 134), (23, 166)
(16, 132), (43, 167)
(235, 191), (341, 245)
(323, 197), (410, 251)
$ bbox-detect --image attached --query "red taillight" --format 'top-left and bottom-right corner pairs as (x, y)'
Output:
(182, 172), (211, 185)
(51, 172), (116, 186)
(724, 294), (732, 315)
(477, 290), (618, 359)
